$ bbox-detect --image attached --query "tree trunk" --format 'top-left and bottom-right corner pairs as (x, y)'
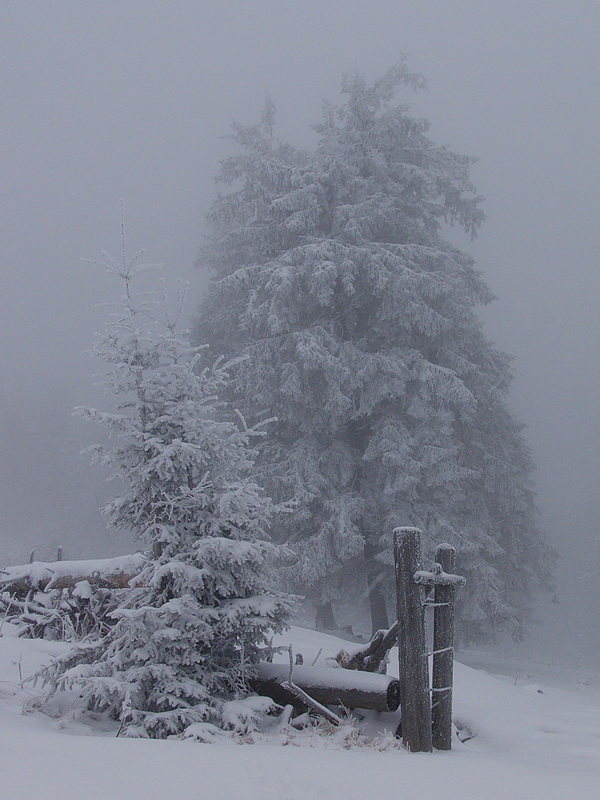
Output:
(364, 543), (389, 635)
(315, 600), (337, 631)
(368, 582), (389, 636)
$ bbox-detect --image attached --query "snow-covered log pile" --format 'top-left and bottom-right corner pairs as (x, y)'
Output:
(0, 553), (147, 593)
(0, 554), (147, 640)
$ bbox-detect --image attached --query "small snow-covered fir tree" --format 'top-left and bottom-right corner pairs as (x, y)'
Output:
(194, 63), (554, 640)
(42, 233), (291, 738)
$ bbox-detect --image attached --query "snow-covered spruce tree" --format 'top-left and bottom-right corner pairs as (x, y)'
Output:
(41, 242), (291, 738)
(193, 64), (553, 640)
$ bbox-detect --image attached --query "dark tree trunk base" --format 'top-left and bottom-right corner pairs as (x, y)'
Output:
(368, 585), (389, 636)
(315, 601), (337, 631)
(364, 543), (389, 636)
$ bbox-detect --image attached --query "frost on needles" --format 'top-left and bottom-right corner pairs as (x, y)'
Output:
(194, 62), (554, 641)
(41, 244), (292, 739)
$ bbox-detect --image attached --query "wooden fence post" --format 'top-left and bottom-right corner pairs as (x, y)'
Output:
(431, 543), (457, 750)
(394, 527), (432, 753)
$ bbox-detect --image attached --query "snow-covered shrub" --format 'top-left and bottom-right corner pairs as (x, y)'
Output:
(40, 236), (292, 737)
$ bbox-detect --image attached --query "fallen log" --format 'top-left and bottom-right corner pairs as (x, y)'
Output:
(0, 554), (147, 593)
(336, 620), (399, 673)
(251, 662), (401, 712)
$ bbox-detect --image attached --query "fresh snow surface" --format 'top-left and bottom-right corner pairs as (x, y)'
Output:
(1, 623), (599, 799)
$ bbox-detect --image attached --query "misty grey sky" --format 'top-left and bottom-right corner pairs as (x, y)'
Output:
(1, 1), (599, 654)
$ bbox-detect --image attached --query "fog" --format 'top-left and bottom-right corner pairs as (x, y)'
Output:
(1, 1), (598, 664)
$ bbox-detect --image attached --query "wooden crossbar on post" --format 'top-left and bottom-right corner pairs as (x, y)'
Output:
(394, 527), (432, 753)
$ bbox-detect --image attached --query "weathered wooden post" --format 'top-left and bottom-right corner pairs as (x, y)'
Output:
(394, 527), (432, 753)
(412, 543), (466, 750)
(431, 543), (459, 750)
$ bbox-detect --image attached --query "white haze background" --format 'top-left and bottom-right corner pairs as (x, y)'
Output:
(1, 0), (599, 665)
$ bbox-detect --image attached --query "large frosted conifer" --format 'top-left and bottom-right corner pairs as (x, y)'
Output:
(194, 64), (552, 640)
(43, 240), (290, 738)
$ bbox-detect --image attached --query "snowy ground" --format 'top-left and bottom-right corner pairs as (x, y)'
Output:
(1, 623), (599, 800)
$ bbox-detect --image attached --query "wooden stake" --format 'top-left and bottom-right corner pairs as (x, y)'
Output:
(431, 543), (457, 750)
(394, 527), (432, 753)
